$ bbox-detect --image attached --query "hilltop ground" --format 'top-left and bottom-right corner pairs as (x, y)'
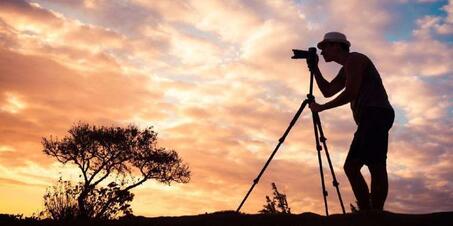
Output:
(1, 210), (452, 226)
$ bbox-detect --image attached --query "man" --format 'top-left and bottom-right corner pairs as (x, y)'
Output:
(308, 32), (394, 211)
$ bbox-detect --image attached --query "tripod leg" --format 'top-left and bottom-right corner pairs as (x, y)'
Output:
(236, 99), (310, 213)
(313, 112), (346, 214)
(311, 111), (329, 216)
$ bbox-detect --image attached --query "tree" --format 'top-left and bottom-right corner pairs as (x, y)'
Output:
(42, 123), (190, 219)
(259, 183), (291, 214)
(82, 181), (134, 219)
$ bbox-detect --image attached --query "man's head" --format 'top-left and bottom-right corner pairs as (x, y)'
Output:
(317, 32), (350, 62)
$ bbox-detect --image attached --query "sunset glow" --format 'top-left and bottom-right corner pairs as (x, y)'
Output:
(0, 0), (452, 217)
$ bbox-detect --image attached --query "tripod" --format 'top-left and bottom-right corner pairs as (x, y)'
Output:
(236, 48), (346, 216)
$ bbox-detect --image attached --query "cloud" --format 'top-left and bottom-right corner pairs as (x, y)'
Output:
(0, 0), (128, 73)
(387, 175), (453, 213)
(0, 176), (47, 188)
(0, 0), (451, 217)
(188, 0), (264, 43)
(413, 0), (453, 36)
(0, 47), (166, 167)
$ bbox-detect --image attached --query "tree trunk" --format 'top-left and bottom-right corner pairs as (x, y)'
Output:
(77, 191), (88, 219)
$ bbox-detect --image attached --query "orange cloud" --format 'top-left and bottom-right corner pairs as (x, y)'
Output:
(0, 0), (451, 217)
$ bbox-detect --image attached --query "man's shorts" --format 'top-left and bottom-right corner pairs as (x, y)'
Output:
(346, 107), (395, 166)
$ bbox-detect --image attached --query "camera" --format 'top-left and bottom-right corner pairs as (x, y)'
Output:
(291, 47), (317, 60)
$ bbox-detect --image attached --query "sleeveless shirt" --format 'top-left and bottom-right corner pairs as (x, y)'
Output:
(339, 52), (393, 124)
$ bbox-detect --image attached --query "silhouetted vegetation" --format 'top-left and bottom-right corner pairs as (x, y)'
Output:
(40, 178), (78, 220)
(41, 123), (190, 219)
(259, 182), (291, 214)
(350, 201), (359, 213)
(40, 178), (134, 220)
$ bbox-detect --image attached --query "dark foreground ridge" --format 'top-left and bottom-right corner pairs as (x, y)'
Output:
(1, 210), (452, 226)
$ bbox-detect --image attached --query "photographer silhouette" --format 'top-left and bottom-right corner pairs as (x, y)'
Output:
(309, 32), (394, 211)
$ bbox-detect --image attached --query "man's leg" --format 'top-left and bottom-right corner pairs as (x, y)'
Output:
(368, 163), (388, 210)
(344, 158), (370, 210)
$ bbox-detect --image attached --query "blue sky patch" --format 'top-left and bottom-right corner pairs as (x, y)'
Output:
(384, 0), (449, 42)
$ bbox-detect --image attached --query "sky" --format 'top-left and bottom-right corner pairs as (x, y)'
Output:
(0, 0), (452, 217)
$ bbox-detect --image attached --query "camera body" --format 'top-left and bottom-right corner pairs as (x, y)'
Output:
(291, 47), (317, 60)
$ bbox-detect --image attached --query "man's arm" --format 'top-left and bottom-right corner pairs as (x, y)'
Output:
(311, 67), (346, 98)
(318, 55), (366, 111)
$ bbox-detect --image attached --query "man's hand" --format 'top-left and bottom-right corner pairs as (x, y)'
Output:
(309, 102), (325, 112)
(307, 54), (319, 72)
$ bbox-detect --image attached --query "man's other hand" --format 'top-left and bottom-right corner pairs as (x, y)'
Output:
(309, 102), (325, 112)
(307, 54), (319, 72)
